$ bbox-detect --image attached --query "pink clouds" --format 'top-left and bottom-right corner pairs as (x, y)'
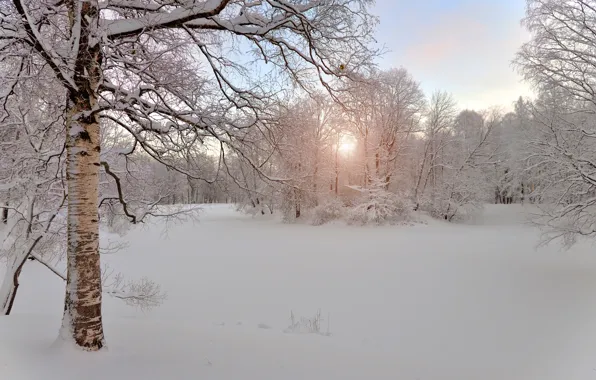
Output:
(375, 1), (533, 110)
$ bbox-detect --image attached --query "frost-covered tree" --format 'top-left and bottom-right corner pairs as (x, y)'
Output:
(414, 92), (500, 220)
(0, 80), (167, 317)
(488, 98), (534, 204)
(274, 94), (339, 220)
(0, 67), (67, 315)
(344, 68), (425, 190)
(413, 90), (457, 210)
(0, 0), (377, 350)
(515, 0), (596, 245)
(434, 109), (500, 221)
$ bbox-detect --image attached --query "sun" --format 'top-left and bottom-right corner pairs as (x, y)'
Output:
(338, 134), (356, 155)
(339, 141), (355, 154)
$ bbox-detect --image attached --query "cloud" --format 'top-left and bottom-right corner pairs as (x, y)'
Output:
(374, 0), (533, 110)
(405, 15), (489, 65)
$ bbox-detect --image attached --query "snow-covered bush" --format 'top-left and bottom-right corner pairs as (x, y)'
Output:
(310, 199), (345, 225)
(418, 196), (482, 222)
(416, 164), (491, 222)
(346, 183), (412, 226)
(236, 194), (275, 217)
(102, 265), (167, 311)
(280, 186), (317, 223)
(284, 309), (331, 336)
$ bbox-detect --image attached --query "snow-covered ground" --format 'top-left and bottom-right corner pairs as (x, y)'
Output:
(2, 204), (596, 379)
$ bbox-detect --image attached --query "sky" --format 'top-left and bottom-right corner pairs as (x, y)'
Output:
(371, 0), (533, 112)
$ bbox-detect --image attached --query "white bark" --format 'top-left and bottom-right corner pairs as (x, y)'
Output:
(60, 98), (105, 350)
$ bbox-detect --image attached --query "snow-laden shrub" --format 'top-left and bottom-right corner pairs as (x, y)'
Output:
(284, 309), (331, 336)
(310, 199), (345, 225)
(418, 197), (482, 222)
(416, 168), (490, 222)
(280, 186), (317, 223)
(346, 184), (412, 226)
(236, 196), (275, 217)
(280, 187), (299, 223)
(102, 266), (167, 311)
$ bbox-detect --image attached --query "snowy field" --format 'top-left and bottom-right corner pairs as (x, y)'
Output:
(2, 204), (596, 380)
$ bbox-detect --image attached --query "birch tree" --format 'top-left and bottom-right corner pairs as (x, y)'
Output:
(0, 74), (167, 316)
(0, 0), (377, 350)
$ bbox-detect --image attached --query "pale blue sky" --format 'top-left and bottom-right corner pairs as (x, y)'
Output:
(371, 0), (532, 111)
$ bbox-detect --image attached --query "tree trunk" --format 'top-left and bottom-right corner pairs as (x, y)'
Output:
(1, 261), (23, 316)
(1, 203), (7, 224)
(25, 196), (36, 239)
(59, 0), (105, 351)
(2, 264), (23, 315)
(414, 141), (432, 207)
(61, 100), (105, 350)
(294, 189), (301, 219)
(375, 152), (380, 176)
(1, 236), (42, 315)
(335, 133), (339, 196)
(313, 153), (319, 206)
(363, 129), (369, 188)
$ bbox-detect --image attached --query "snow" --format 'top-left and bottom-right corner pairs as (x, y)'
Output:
(103, 0), (225, 38)
(2, 204), (596, 379)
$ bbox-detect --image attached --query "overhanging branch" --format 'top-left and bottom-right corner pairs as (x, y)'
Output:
(100, 161), (137, 224)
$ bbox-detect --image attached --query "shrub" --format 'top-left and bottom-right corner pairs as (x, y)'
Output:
(310, 199), (345, 225)
(417, 195), (482, 222)
(284, 309), (331, 336)
(346, 184), (411, 226)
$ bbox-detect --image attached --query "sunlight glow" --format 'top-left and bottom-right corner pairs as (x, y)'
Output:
(338, 134), (356, 155)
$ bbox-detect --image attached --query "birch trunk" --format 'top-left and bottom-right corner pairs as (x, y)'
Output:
(61, 99), (104, 350)
(59, 0), (105, 351)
